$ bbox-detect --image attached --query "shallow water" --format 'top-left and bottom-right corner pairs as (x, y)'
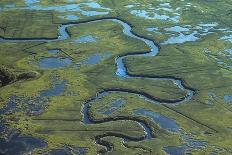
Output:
(98, 99), (125, 115)
(59, 14), (79, 20)
(0, 17), (195, 152)
(24, 0), (40, 5)
(46, 146), (88, 155)
(48, 49), (60, 54)
(40, 81), (67, 98)
(39, 57), (72, 69)
(134, 109), (180, 132)
(164, 26), (190, 33)
(82, 91), (153, 140)
(220, 34), (232, 43)
(162, 31), (199, 44)
(0, 131), (47, 155)
(81, 52), (111, 65)
(127, 2), (180, 23)
(130, 10), (179, 23)
(224, 95), (232, 103)
(82, 54), (102, 65)
(0, 79), (66, 116)
(75, 35), (97, 43)
(164, 146), (187, 155)
(24, 1), (110, 16)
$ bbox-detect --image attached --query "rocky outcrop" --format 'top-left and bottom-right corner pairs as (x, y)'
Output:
(0, 65), (39, 87)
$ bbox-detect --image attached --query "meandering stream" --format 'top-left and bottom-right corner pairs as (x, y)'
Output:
(0, 17), (195, 154)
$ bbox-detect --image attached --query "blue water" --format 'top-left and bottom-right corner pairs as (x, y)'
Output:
(220, 34), (232, 43)
(134, 109), (180, 132)
(164, 146), (187, 155)
(47, 146), (88, 155)
(24, 0), (40, 5)
(98, 99), (126, 115)
(75, 35), (97, 43)
(59, 14), (79, 20)
(162, 31), (199, 44)
(22, 1), (111, 16)
(39, 57), (72, 69)
(164, 26), (190, 33)
(48, 49), (60, 54)
(81, 52), (111, 65)
(59, 14), (80, 20)
(0, 131), (47, 155)
(82, 54), (102, 65)
(224, 95), (232, 103)
(130, 10), (179, 23)
(40, 81), (67, 98)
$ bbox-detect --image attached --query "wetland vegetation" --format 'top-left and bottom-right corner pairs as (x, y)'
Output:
(0, 0), (232, 155)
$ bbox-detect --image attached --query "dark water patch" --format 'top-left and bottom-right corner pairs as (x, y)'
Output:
(164, 145), (187, 155)
(81, 52), (111, 65)
(83, 91), (154, 142)
(40, 81), (67, 98)
(82, 54), (101, 65)
(161, 31), (199, 45)
(98, 99), (125, 115)
(181, 132), (207, 150)
(38, 57), (72, 69)
(1, 80), (67, 115)
(45, 146), (88, 155)
(0, 130), (47, 155)
(0, 120), (6, 134)
(134, 109), (180, 132)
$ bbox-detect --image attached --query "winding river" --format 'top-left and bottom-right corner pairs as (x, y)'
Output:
(0, 17), (195, 154)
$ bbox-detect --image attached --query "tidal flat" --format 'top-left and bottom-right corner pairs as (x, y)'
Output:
(0, 0), (232, 155)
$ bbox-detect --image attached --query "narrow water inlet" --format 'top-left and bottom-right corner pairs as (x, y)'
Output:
(0, 17), (196, 154)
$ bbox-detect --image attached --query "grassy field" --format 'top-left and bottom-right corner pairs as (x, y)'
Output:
(0, 0), (232, 154)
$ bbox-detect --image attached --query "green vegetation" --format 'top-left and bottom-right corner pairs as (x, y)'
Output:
(0, 0), (232, 154)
